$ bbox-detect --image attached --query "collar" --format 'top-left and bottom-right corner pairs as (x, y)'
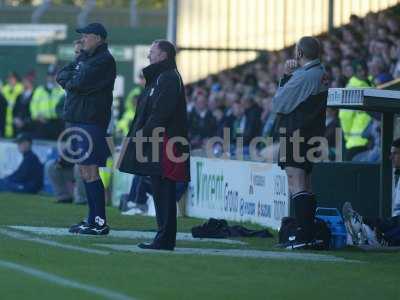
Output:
(303, 59), (321, 70)
(143, 59), (177, 85)
(87, 43), (108, 57)
(23, 150), (32, 157)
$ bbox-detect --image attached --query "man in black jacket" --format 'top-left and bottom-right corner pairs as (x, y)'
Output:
(56, 23), (116, 235)
(118, 40), (190, 250)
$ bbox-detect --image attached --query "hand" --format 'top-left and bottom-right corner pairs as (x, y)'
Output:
(284, 59), (299, 75)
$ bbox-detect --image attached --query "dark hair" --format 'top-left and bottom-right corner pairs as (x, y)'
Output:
(392, 138), (400, 148)
(154, 39), (176, 60)
(352, 59), (368, 72)
(297, 36), (321, 60)
(8, 71), (20, 81)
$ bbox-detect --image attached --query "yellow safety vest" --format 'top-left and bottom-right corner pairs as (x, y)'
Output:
(30, 86), (64, 120)
(100, 157), (113, 189)
(339, 76), (373, 149)
(1, 83), (24, 138)
(116, 87), (141, 135)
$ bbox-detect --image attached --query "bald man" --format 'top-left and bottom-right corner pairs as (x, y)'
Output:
(273, 36), (328, 247)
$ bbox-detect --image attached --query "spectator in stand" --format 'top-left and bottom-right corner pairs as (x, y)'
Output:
(1, 71), (24, 138)
(339, 60), (374, 161)
(0, 133), (43, 193)
(13, 75), (35, 136)
(187, 92), (217, 149)
(369, 56), (394, 86)
(116, 73), (145, 138)
(228, 100), (260, 153)
(30, 65), (65, 140)
(241, 95), (262, 141)
(260, 97), (275, 138)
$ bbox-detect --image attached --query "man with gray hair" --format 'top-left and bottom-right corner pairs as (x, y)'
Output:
(273, 36), (328, 247)
(119, 40), (190, 250)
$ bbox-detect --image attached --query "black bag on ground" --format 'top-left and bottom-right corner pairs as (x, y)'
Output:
(278, 217), (331, 250)
(191, 218), (273, 239)
(191, 218), (229, 239)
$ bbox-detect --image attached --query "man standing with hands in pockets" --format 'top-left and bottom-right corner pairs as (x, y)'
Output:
(119, 40), (190, 251)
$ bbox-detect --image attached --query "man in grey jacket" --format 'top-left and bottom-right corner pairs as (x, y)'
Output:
(273, 36), (328, 246)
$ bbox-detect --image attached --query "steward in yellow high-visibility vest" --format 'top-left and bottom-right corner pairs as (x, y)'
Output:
(30, 85), (64, 121)
(116, 84), (143, 136)
(30, 65), (65, 140)
(339, 60), (374, 161)
(1, 72), (24, 138)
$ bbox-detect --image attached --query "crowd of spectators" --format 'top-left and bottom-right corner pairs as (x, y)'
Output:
(184, 10), (400, 162)
(1, 9), (400, 165)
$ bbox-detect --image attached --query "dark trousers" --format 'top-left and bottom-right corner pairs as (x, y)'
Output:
(151, 175), (177, 248)
(128, 176), (152, 205)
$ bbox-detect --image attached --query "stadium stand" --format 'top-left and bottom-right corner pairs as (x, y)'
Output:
(184, 6), (400, 162)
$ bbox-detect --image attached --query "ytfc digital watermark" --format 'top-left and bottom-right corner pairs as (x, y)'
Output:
(57, 126), (343, 164)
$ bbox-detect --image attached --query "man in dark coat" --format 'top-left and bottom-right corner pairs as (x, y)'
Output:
(118, 40), (190, 251)
(56, 23), (116, 235)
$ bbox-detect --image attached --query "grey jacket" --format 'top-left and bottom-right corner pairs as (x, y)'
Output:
(273, 59), (328, 115)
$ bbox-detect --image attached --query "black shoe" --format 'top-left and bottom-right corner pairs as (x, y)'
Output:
(137, 242), (174, 251)
(78, 224), (110, 236)
(69, 221), (89, 233)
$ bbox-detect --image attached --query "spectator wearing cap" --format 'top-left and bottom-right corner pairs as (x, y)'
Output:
(13, 75), (35, 136)
(30, 65), (65, 140)
(57, 22), (116, 235)
(0, 133), (43, 193)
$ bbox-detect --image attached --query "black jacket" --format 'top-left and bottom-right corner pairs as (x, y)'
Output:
(57, 43), (116, 128)
(118, 59), (190, 181)
(13, 90), (33, 135)
(0, 92), (6, 137)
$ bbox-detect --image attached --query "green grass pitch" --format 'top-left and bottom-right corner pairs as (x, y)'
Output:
(0, 193), (399, 300)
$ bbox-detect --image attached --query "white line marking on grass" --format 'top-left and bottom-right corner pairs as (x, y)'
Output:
(0, 260), (136, 300)
(0, 229), (109, 256)
(96, 244), (361, 263)
(9, 226), (247, 245)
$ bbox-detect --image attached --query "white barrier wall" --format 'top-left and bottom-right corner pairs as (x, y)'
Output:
(187, 157), (289, 230)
